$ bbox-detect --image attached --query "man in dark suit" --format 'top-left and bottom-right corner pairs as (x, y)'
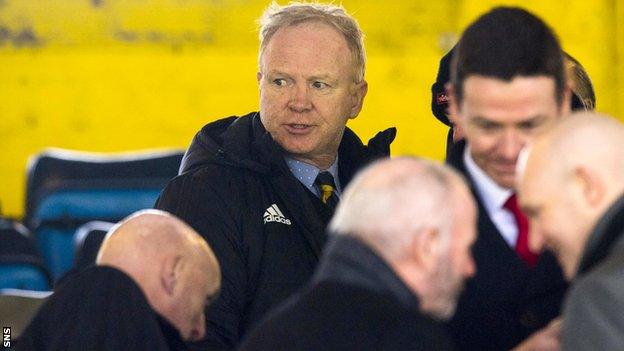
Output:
(443, 7), (571, 351)
(239, 157), (477, 351)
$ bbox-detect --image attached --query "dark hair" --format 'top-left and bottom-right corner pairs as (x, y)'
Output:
(451, 7), (565, 105)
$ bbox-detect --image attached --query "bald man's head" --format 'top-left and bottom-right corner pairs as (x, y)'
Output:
(329, 157), (477, 320)
(97, 210), (220, 341)
(519, 112), (624, 279)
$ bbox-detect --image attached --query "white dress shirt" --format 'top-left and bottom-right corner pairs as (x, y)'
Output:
(463, 145), (518, 248)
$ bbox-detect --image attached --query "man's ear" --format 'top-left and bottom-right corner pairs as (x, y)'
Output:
(349, 80), (368, 120)
(256, 72), (263, 85)
(411, 227), (442, 271)
(161, 256), (182, 296)
(445, 83), (465, 139)
(574, 166), (604, 208)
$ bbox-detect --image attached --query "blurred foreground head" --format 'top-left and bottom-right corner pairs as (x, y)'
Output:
(330, 157), (477, 320)
(97, 209), (221, 341)
(519, 112), (624, 279)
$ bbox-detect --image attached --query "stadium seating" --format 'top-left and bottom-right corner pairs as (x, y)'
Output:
(24, 148), (183, 280)
(0, 219), (50, 291)
(73, 221), (114, 271)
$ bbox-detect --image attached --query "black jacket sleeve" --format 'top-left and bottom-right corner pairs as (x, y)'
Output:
(155, 170), (246, 351)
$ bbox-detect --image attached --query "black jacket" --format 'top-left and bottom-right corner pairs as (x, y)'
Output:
(155, 112), (395, 350)
(446, 141), (568, 350)
(239, 235), (454, 351)
(18, 266), (187, 351)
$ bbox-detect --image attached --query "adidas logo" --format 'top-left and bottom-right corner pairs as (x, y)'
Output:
(263, 204), (292, 225)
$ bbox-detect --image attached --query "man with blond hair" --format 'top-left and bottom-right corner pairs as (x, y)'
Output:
(156, 2), (394, 349)
(240, 157), (476, 350)
(19, 210), (221, 350)
(519, 112), (624, 350)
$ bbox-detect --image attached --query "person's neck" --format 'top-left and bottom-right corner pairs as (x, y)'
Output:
(288, 154), (337, 170)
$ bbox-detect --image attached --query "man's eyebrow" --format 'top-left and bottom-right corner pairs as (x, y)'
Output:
(264, 70), (290, 77)
(308, 74), (331, 80)
(516, 115), (547, 125)
(470, 116), (501, 125)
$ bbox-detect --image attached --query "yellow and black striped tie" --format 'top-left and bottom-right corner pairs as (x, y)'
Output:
(315, 171), (338, 210)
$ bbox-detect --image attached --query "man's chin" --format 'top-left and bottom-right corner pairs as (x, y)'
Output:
(490, 172), (517, 190)
(428, 301), (457, 321)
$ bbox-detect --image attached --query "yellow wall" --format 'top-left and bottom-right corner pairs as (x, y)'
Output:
(1, 0), (622, 218)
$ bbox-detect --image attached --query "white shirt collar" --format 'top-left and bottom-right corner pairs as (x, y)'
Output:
(284, 156), (341, 197)
(463, 145), (513, 212)
(463, 146), (519, 248)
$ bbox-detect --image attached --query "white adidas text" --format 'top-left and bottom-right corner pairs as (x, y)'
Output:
(263, 204), (292, 225)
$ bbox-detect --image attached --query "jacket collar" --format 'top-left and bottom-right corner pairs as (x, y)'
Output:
(576, 192), (624, 276)
(314, 235), (420, 311)
(155, 313), (188, 351)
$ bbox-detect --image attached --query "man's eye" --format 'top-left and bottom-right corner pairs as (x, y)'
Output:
(312, 81), (329, 89)
(519, 120), (539, 130)
(273, 78), (287, 86)
(478, 122), (499, 130)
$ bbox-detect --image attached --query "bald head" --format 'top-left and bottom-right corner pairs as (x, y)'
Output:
(97, 210), (220, 341)
(329, 157), (477, 320)
(519, 112), (624, 279)
(330, 157), (472, 259)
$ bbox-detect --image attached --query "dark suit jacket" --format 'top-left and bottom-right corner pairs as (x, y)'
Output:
(238, 236), (454, 351)
(446, 141), (568, 350)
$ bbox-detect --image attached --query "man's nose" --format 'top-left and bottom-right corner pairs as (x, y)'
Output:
(464, 254), (476, 278)
(189, 315), (206, 341)
(528, 221), (545, 253)
(499, 129), (525, 161)
(288, 83), (312, 112)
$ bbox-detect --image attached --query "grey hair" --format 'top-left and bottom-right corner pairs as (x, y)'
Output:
(329, 157), (469, 260)
(257, 1), (366, 82)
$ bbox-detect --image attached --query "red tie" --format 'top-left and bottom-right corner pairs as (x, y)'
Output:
(504, 194), (538, 268)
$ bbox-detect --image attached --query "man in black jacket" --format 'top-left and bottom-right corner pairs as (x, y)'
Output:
(239, 157), (476, 351)
(18, 210), (221, 351)
(443, 7), (570, 350)
(519, 112), (624, 350)
(155, 3), (394, 350)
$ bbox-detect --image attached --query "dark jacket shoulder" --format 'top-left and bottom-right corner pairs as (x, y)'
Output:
(239, 281), (453, 351)
(18, 266), (186, 351)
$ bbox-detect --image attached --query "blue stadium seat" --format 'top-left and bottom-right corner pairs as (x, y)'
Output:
(24, 148), (183, 281)
(0, 219), (51, 291)
(73, 221), (114, 271)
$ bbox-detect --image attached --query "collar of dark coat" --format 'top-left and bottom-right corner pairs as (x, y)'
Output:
(313, 234), (421, 312)
(576, 192), (624, 277)
(219, 112), (396, 180)
(155, 314), (188, 351)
